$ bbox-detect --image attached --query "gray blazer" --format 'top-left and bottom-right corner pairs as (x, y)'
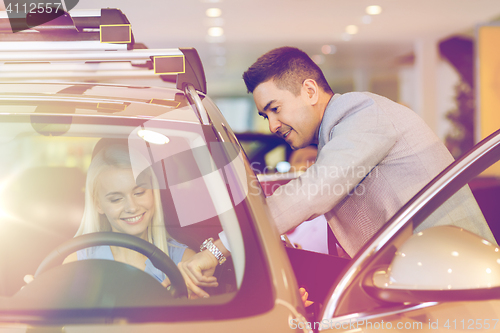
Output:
(266, 92), (495, 257)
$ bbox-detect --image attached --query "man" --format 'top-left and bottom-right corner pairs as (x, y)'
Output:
(285, 145), (331, 255)
(179, 46), (495, 298)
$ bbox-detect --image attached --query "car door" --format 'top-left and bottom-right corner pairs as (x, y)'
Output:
(316, 129), (500, 332)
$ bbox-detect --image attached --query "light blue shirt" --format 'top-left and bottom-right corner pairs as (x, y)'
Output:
(76, 238), (187, 283)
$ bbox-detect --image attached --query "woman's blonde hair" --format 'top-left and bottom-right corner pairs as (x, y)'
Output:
(75, 143), (169, 256)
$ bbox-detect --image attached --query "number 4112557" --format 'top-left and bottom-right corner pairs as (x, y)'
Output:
(444, 319), (498, 330)
(6, 2), (62, 14)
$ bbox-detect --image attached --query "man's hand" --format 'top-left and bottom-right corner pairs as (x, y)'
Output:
(178, 250), (219, 299)
(299, 287), (314, 307)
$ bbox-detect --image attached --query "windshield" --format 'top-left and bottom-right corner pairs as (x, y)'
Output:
(0, 109), (251, 316)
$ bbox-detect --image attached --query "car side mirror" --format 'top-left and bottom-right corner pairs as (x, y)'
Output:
(363, 226), (500, 303)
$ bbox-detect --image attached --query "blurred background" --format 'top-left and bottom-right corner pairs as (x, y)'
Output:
(66, 0), (500, 146)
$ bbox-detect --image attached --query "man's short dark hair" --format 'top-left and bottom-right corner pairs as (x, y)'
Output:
(243, 46), (333, 95)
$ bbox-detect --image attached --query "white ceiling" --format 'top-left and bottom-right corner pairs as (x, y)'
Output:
(20, 1), (500, 96)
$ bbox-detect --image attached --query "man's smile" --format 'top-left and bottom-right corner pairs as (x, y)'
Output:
(278, 127), (292, 139)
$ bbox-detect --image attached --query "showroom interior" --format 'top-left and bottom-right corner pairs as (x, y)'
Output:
(33, 0), (499, 151)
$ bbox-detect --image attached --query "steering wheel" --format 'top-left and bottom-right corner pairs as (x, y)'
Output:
(34, 232), (188, 298)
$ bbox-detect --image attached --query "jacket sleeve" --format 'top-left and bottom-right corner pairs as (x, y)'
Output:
(266, 93), (398, 234)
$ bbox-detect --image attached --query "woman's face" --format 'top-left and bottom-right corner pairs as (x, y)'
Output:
(95, 167), (155, 240)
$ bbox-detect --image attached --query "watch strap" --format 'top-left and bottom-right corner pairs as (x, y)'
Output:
(200, 237), (226, 265)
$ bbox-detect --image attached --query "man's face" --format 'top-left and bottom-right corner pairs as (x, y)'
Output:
(253, 79), (321, 150)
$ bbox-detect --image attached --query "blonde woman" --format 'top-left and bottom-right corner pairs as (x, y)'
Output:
(64, 143), (196, 288)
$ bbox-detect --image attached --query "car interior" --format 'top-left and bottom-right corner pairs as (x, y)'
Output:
(0, 115), (243, 305)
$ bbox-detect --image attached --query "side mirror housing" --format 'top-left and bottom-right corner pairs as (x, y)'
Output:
(363, 226), (500, 303)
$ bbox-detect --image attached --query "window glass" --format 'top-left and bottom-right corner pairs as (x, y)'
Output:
(0, 114), (245, 312)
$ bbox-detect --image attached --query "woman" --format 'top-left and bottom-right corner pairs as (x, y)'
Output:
(64, 143), (196, 288)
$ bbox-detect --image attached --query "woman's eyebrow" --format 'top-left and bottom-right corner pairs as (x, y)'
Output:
(104, 183), (149, 197)
(105, 191), (123, 197)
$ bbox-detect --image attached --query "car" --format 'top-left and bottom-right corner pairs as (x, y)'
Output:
(235, 132), (292, 174)
(0, 8), (309, 331)
(1, 7), (500, 333)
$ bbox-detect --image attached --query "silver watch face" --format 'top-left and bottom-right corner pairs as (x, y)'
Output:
(200, 238), (211, 251)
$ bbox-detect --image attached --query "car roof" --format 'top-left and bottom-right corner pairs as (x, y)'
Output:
(0, 9), (207, 94)
(0, 7), (211, 124)
(0, 82), (201, 123)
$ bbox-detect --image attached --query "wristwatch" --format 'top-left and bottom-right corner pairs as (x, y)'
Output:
(200, 237), (226, 265)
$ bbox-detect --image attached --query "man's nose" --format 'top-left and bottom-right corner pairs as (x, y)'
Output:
(268, 116), (281, 134)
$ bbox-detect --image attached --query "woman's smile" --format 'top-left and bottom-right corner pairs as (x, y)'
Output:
(122, 212), (146, 225)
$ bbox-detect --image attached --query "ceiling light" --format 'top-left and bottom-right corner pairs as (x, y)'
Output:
(208, 27), (224, 37)
(366, 5), (382, 15)
(321, 44), (337, 55)
(137, 130), (169, 145)
(206, 8), (222, 17)
(345, 25), (358, 35)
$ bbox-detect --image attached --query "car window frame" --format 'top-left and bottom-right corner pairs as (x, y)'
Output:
(0, 109), (276, 323)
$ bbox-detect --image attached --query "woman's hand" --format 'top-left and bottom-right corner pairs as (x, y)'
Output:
(161, 276), (171, 289)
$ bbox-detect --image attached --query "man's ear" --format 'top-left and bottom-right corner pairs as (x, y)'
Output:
(302, 79), (319, 105)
